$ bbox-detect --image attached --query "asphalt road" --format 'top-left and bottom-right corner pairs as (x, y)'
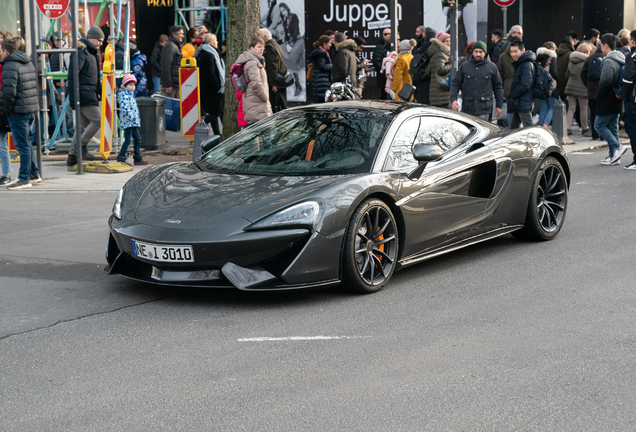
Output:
(1, 149), (635, 431)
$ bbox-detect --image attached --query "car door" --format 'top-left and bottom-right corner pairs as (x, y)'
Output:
(385, 115), (497, 258)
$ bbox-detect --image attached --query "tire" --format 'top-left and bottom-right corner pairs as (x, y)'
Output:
(513, 156), (568, 241)
(342, 199), (399, 294)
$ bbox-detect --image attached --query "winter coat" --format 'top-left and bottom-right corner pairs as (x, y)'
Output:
(151, 42), (163, 78)
(581, 46), (603, 100)
(236, 49), (272, 124)
(372, 39), (391, 89)
(508, 51), (535, 113)
(264, 38), (287, 110)
(622, 46), (636, 103)
(564, 51), (588, 98)
(333, 39), (358, 87)
(618, 46), (630, 56)
(67, 39), (100, 106)
(382, 54), (397, 93)
(131, 50), (148, 97)
(160, 36), (183, 89)
(309, 48), (332, 102)
(197, 46), (224, 115)
(556, 42), (575, 96)
(596, 50), (625, 116)
(497, 45), (515, 98)
(0, 51), (38, 115)
(426, 38), (451, 107)
(117, 88), (140, 129)
(490, 39), (505, 65)
(0, 64), (11, 132)
(391, 52), (413, 101)
(235, 91), (248, 128)
(450, 56), (503, 115)
(536, 47), (559, 99)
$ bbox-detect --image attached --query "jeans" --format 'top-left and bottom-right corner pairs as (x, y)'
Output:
(204, 113), (222, 136)
(152, 76), (161, 94)
(0, 132), (11, 175)
(7, 113), (39, 181)
(509, 111), (534, 129)
(117, 127), (142, 162)
(70, 105), (101, 155)
(624, 102), (636, 164)
(539, 97), (557, 127)
(594, 114), (620, 157)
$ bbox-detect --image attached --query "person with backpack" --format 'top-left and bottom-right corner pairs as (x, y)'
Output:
(622, 29), (636, 170)
(235, 36), (272, 124)
(582, 41), (604, 139)
(411, 26), (435, 104)
(508, 41), (535, 129)
(565, 43), (591, 135)
(450, 41), (503, 121)
(130, 43), (148, 97)
(596, 33), (626, 165)
(536, 42), (559, 128)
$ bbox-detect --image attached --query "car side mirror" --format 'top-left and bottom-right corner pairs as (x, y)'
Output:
(407, 144), (443, 180)
(200, 135), (221, 154)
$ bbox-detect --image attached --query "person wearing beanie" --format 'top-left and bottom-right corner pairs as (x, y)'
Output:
(450, 40), (503, 120)
(390, 39), (416, 101)
(66, 26), (104, 166)
(426, 33), (451, 107)
(411, 26), (436, 104)
(116, 74), (148, 165)
(333, 38), (359, 89)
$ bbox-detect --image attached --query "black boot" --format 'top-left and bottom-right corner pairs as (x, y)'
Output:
(66, 153), (77, 166)
(293, 72), (301, 96)
(82, 147), (96, 160)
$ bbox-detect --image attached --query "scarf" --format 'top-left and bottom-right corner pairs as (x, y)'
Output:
(202, 43), (225, 93)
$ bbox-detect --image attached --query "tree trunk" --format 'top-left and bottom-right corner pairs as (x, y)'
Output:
(222, 0), (260, 139)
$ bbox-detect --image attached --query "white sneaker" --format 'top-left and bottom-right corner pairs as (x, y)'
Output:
(611, 145), (628, 164)
(600, 156), (620, 166)
(532, 114), (540, 125)
(624, 162), (636, 170)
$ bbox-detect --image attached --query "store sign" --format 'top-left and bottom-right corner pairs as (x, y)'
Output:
(146, 0), (174, 7)
(36, 0), (70, 19)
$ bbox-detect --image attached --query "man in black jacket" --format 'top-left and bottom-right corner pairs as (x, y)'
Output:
(160, 26), (184, 98)
(490, 29), (505, 65)
(151, 35), (168, 93)
(622, 30), (636, 170)
(261, 28), (287, 112)
(0, 39), (41, 189)
(508, 41), (535, 129)
(372, 28), (391, 99)
(450, 41), (503, 121)
(412, 26), (435, 104)
(66, 26), (104, 166)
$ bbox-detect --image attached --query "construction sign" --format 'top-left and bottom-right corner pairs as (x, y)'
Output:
(179, 44), (200, 141)
(100, 44), (116, 160)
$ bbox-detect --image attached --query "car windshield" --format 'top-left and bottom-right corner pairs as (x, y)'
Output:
(198, 109), (392, 175)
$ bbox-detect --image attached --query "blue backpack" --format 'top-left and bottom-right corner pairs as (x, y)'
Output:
(587, 56), (603, 80)
(532, 62), (554, 99)
(613, 65), (625, 100)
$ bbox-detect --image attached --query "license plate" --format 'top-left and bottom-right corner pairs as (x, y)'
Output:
(131, 240), (194, 262)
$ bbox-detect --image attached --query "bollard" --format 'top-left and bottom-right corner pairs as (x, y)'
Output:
(552, 99), (568, 142)
(193, 120), (210, 161)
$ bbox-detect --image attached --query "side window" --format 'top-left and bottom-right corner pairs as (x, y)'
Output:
(386, 117), (421, 171)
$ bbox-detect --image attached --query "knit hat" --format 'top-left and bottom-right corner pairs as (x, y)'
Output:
(122, 73), (137, 87)
(398, 39), (413, 52)
(436, 31), (450, 42)
(466, 41), (475, 53)
(86, 26), (105, 40)
(472, 41), (487, 54)
(425, 27), (437, 41)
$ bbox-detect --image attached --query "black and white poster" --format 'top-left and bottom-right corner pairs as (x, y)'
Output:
(261, 0), (307, 102)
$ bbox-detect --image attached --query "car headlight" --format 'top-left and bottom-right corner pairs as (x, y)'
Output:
(252, 201), (321, 229)
(113, 188), (124, 219)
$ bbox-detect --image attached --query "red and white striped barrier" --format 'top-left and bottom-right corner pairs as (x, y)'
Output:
(179, 48), (201, 141)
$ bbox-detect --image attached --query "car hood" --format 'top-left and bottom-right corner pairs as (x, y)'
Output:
(134, 163), (344, 229)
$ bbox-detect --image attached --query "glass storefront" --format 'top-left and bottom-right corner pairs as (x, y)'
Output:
(0, 0), (23, 38)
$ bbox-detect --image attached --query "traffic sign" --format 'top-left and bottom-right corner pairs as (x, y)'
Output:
(100, 44), (115, 160)
(179, 45), (200, 141)
(36, 0), (70, 19)
(493, 0), (515, 6)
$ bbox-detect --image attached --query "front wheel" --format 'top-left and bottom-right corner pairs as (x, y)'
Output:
(514, 156), (568, 241)
(342, 199), (399, 294)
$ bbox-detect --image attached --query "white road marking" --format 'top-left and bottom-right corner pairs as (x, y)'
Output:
(571, 152), (594, 155)
(238, 336), (370, 342)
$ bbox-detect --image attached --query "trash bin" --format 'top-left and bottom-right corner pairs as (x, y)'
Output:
(137, 97), (166, 150)
(151, 94), (180, 132)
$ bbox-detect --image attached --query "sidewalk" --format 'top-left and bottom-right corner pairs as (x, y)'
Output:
(0, 127), (628, 194)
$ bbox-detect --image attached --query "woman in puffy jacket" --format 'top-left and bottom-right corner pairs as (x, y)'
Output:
(565, 43), (591, 135)
(308, 35), (332, 102)
(391, 39), (415, 101)
(426, 32), (451, 107)
(235, 36), (272, 124)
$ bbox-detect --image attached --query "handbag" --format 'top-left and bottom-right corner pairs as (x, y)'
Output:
(436, 72), (450, 89)
(306, 63), (314, 82)
(275, 69), (295, 89)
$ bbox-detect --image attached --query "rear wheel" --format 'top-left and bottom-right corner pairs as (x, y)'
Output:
(342, 199), (399, 294)
(514, 156), (568, 241)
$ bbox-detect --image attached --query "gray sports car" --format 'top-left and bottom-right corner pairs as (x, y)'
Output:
(106, 101), (570, 293)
